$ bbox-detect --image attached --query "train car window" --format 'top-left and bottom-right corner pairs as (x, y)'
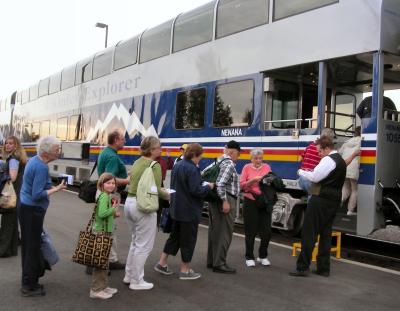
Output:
(114, 36), (138, 70)
(22, 89), (29, 104)
(29, 84), (39, 101)
(273, 0), (338, 21)
(40, 120), (50, 137)
(93, 48), (113, 79)
(56, 117), (68, 141)
(31, 123), (40, 142)
(39, 78), (50, 97)
(216, 0), (268, 39)
(332, 93), (355, 136)
(173, 1), (215, 53)
(49, 72), (62, 94)
(68, 115), (82, 140)
(16, 92), (22, 105)
(75, 57), (93, 85)
(140, 19), (173, 63)
(271, 81), (299, 129)
(213, 80), (254, 127)
(61, 65), (76, 90)
(175, 88), (206, 129)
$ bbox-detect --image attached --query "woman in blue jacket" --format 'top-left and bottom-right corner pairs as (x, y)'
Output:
(19, 136), (66, 297)
(154, 143), (212, 280)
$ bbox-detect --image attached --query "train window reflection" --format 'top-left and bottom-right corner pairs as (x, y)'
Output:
(68, 115), (82, 140)
(114, 36), (138, 70)
(140, 20), (172, 63)
(217, 0), (268, 39)
(39, 78), (50, 97)
(271, 81), (299, 129)
(31, 123), (40, 142)
(213, 80), (254, 127)
(61, 65), (76, 90)
(93, 49), (113, 79)
(57, 117), (68, 141)
(333, 93), (356, 136)
(175, 88), (206, 129)
(173, 2), (215, 52)
(273, 0), (338, 21)
(75, 57), (93, 85)
(22, 89), (29, 104)
(49, 72), (61, 94)
(29, 84), (39, 101)
(40, 120), (50, 137)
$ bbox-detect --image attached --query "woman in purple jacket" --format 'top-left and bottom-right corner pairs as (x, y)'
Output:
(154, 143), (213, 280)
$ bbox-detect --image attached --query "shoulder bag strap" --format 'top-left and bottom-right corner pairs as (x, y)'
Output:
(89, 159), (98, 177)
(85, 197), (100, 232)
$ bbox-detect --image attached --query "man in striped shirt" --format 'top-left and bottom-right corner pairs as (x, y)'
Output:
(207, 140), (241, 274)
(298, 128), (335, 192)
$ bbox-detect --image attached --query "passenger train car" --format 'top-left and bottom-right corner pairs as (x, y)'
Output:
(1, 0), (400, 240)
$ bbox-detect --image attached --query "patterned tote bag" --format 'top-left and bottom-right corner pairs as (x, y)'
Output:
(72, 204), (113, 270)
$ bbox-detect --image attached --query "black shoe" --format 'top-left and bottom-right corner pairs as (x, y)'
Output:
(213, 264), (236, 274)
(86, 266), (93, 275)
(289, 270), (309, 277)
(109, 261), (125, 270)
(20, 286), (46, 297)
(312, 269), (330, 277)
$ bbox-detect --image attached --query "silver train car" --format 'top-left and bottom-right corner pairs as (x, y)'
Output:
(1, 0), (400, 241)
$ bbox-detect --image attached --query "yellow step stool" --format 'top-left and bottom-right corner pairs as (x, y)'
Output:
(292, 231), (342, 261)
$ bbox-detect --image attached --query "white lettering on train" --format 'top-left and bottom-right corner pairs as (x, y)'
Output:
(221, 128), (243, 137)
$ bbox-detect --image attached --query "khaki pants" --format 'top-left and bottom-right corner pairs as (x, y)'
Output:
(124, 197), (157, 285)
(207, 195), (236, 267)
(91, 268), (108, 292)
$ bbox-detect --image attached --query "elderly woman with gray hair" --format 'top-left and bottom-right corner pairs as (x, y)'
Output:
(19, 136), (66, 297)
(239, 148), (272, 267)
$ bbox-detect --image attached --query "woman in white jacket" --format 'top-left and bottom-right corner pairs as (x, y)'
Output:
(339, 127), (362, 216)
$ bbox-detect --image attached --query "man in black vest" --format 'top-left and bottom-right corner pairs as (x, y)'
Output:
(289, 136), (346, 277)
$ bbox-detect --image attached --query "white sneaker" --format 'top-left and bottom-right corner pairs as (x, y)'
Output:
(347, 211), (357, 216)
(257, 257), (271, 266)
(89, 290), (113, 300)
(246, 260), (256, 267)
(129, 281), (154, 290)
(104, 287), (118, 295)
(123, 276), (131, 284)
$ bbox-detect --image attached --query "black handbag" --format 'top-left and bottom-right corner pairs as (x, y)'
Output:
(78, 160), (98, 203)
(159, 207), (172, 233)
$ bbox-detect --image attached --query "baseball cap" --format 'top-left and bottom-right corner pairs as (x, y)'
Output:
(180, 143), (188, 150)
(226, 140), (241, 152)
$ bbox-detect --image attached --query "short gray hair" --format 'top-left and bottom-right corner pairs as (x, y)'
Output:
(250, 147), (263, 158)
(36, 136), (61, 156)
(321, 128), (335, 140)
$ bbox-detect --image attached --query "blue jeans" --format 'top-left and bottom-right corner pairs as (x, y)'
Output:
(298, 176), (312, 193)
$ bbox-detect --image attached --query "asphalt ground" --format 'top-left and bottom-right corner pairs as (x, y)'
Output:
(0, 190), (399, 311)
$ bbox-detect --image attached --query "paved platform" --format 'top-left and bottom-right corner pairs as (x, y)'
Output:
(0, 191), (399, 311)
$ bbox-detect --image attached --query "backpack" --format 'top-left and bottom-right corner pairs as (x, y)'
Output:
(136, 161), (159, 213)
(78, 160), (98, 203)
(201, 158), (228, 203)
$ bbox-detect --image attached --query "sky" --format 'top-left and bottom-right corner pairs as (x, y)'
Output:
(0, 0), (210, 99)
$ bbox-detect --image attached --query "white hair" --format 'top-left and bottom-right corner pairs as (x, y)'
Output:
(321, 128), (335, 140)
(36, 136), (61, 156)
(250, 147), (263, 158)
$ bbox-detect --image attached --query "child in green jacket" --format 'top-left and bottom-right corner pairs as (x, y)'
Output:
(90, 173), (120, 300)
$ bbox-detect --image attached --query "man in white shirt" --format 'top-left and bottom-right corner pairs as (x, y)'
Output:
(289, 136), (346, 277)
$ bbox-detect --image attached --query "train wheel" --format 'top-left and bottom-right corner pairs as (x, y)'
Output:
(279, 205), (305, 237)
